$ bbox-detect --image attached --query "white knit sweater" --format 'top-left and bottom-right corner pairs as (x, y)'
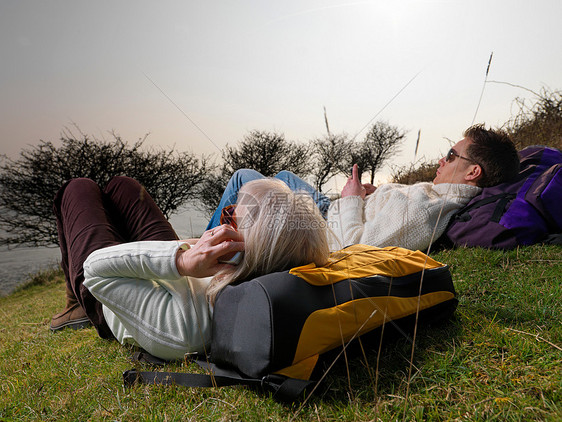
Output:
(83, 241), (213, 361)
(327, 182), (481, 252)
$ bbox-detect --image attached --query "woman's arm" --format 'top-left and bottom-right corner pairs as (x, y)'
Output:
(83, 225), (244, 280)
(82, 227), (244, 359)
(83, 240), (212, 359)
(84, 241), (186, 280)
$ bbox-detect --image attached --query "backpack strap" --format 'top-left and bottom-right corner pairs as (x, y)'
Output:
(491, 195), (514, 223)
(131, 350), (170, 366)
(122, 363), (315, 402)
(123, 368), (260, 388)
(453, 193), (516, 223)
(543, 232), (562, 246)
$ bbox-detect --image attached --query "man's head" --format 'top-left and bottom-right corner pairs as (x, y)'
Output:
(433, 124), (520, 187)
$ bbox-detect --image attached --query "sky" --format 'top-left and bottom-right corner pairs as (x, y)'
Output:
(1, 0), (561, 183)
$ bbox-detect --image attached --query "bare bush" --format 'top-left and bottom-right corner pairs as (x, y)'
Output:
(339, 122), (406, 183)
(310, 133), (350, 192)
(195, 130), (314, 217)
(221, 130), (313, 177)
(0, 131), (211, 246)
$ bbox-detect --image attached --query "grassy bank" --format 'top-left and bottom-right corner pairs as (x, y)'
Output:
(1, 245), (560, 421)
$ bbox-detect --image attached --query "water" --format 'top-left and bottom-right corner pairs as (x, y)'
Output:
(171, 206), (210, 239)
(0, 245), (61, 296)
(0, 207), (209, 297)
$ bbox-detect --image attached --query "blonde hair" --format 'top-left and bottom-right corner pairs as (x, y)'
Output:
(207, 178), (329, 304)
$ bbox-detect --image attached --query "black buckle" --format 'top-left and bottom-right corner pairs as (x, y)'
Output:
(123, 369), (139, 387)
(261, 374), (286, 391)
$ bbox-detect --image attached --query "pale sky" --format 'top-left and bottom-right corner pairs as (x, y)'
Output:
(1, 0), (561, 181)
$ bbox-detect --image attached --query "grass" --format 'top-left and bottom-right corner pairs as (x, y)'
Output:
(1, 245), (560, 421)
(12, 266), (63, 294)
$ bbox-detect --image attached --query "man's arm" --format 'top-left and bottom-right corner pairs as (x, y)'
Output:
(362, 183), (376, 195)
(341, 164), (366, 198)
(328, 195), (366, 249)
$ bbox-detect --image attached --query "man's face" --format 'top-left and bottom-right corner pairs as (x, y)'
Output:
(433, 137), (477, 185)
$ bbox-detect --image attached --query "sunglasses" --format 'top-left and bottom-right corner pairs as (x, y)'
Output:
(220, 204), (237, 229)
(446, 148), (479, 166)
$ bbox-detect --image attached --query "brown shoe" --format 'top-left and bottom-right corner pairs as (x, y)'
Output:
(50, 286), (91, 332)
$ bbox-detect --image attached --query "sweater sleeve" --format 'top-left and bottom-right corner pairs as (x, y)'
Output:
(83, 241), (212, 360)
(83, 240), (187, 280)
(327, 195), (365, 250)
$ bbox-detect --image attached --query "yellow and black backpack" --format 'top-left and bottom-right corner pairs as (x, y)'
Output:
(124, 244), (457, 401)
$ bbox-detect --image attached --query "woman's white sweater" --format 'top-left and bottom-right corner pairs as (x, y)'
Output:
(327, 182), (481, 251)
(83, 241), (212, 361)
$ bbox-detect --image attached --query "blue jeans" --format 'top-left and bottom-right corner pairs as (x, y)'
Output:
(206, 169), (331, 230)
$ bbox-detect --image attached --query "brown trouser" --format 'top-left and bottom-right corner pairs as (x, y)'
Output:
(53, 176), (178, 338)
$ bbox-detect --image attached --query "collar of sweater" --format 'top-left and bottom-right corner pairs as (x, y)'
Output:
(431, 182), (482, 198)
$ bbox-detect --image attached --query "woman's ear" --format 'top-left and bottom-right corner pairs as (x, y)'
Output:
(464, 164), (483, 185)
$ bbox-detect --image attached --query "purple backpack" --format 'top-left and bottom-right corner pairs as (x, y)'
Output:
(442, 146), (562, 249)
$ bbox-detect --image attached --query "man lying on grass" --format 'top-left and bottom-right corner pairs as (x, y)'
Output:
(207, 124), (520, 251)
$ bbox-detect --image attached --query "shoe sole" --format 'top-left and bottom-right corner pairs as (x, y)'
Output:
(50, 317), (91, 332)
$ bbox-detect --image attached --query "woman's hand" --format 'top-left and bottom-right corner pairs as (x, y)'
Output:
(175, 225), (244, 278)
(341, 164), (366, 199)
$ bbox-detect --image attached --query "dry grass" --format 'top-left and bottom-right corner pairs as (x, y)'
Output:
(390, 87), (561, 185)
(504, 88), (562, 150)
(390, 160), (439, 184)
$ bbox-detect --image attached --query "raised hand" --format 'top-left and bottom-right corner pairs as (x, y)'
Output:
(341, 164), (366, 199)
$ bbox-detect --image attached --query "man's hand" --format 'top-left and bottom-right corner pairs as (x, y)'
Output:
(341, 164), (366, 199)
(362, 183), (376, 196)
(175, 225), (244, 278)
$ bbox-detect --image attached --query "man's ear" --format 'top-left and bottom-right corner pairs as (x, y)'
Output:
(464, 164), (482, 184)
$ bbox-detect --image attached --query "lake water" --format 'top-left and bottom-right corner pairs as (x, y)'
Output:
(0, 207), (209, 297)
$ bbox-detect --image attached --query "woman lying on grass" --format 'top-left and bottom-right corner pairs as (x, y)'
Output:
(50, 176), (329, 360)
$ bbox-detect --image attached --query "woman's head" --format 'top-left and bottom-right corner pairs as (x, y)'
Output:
(207, 178), (329, 304)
